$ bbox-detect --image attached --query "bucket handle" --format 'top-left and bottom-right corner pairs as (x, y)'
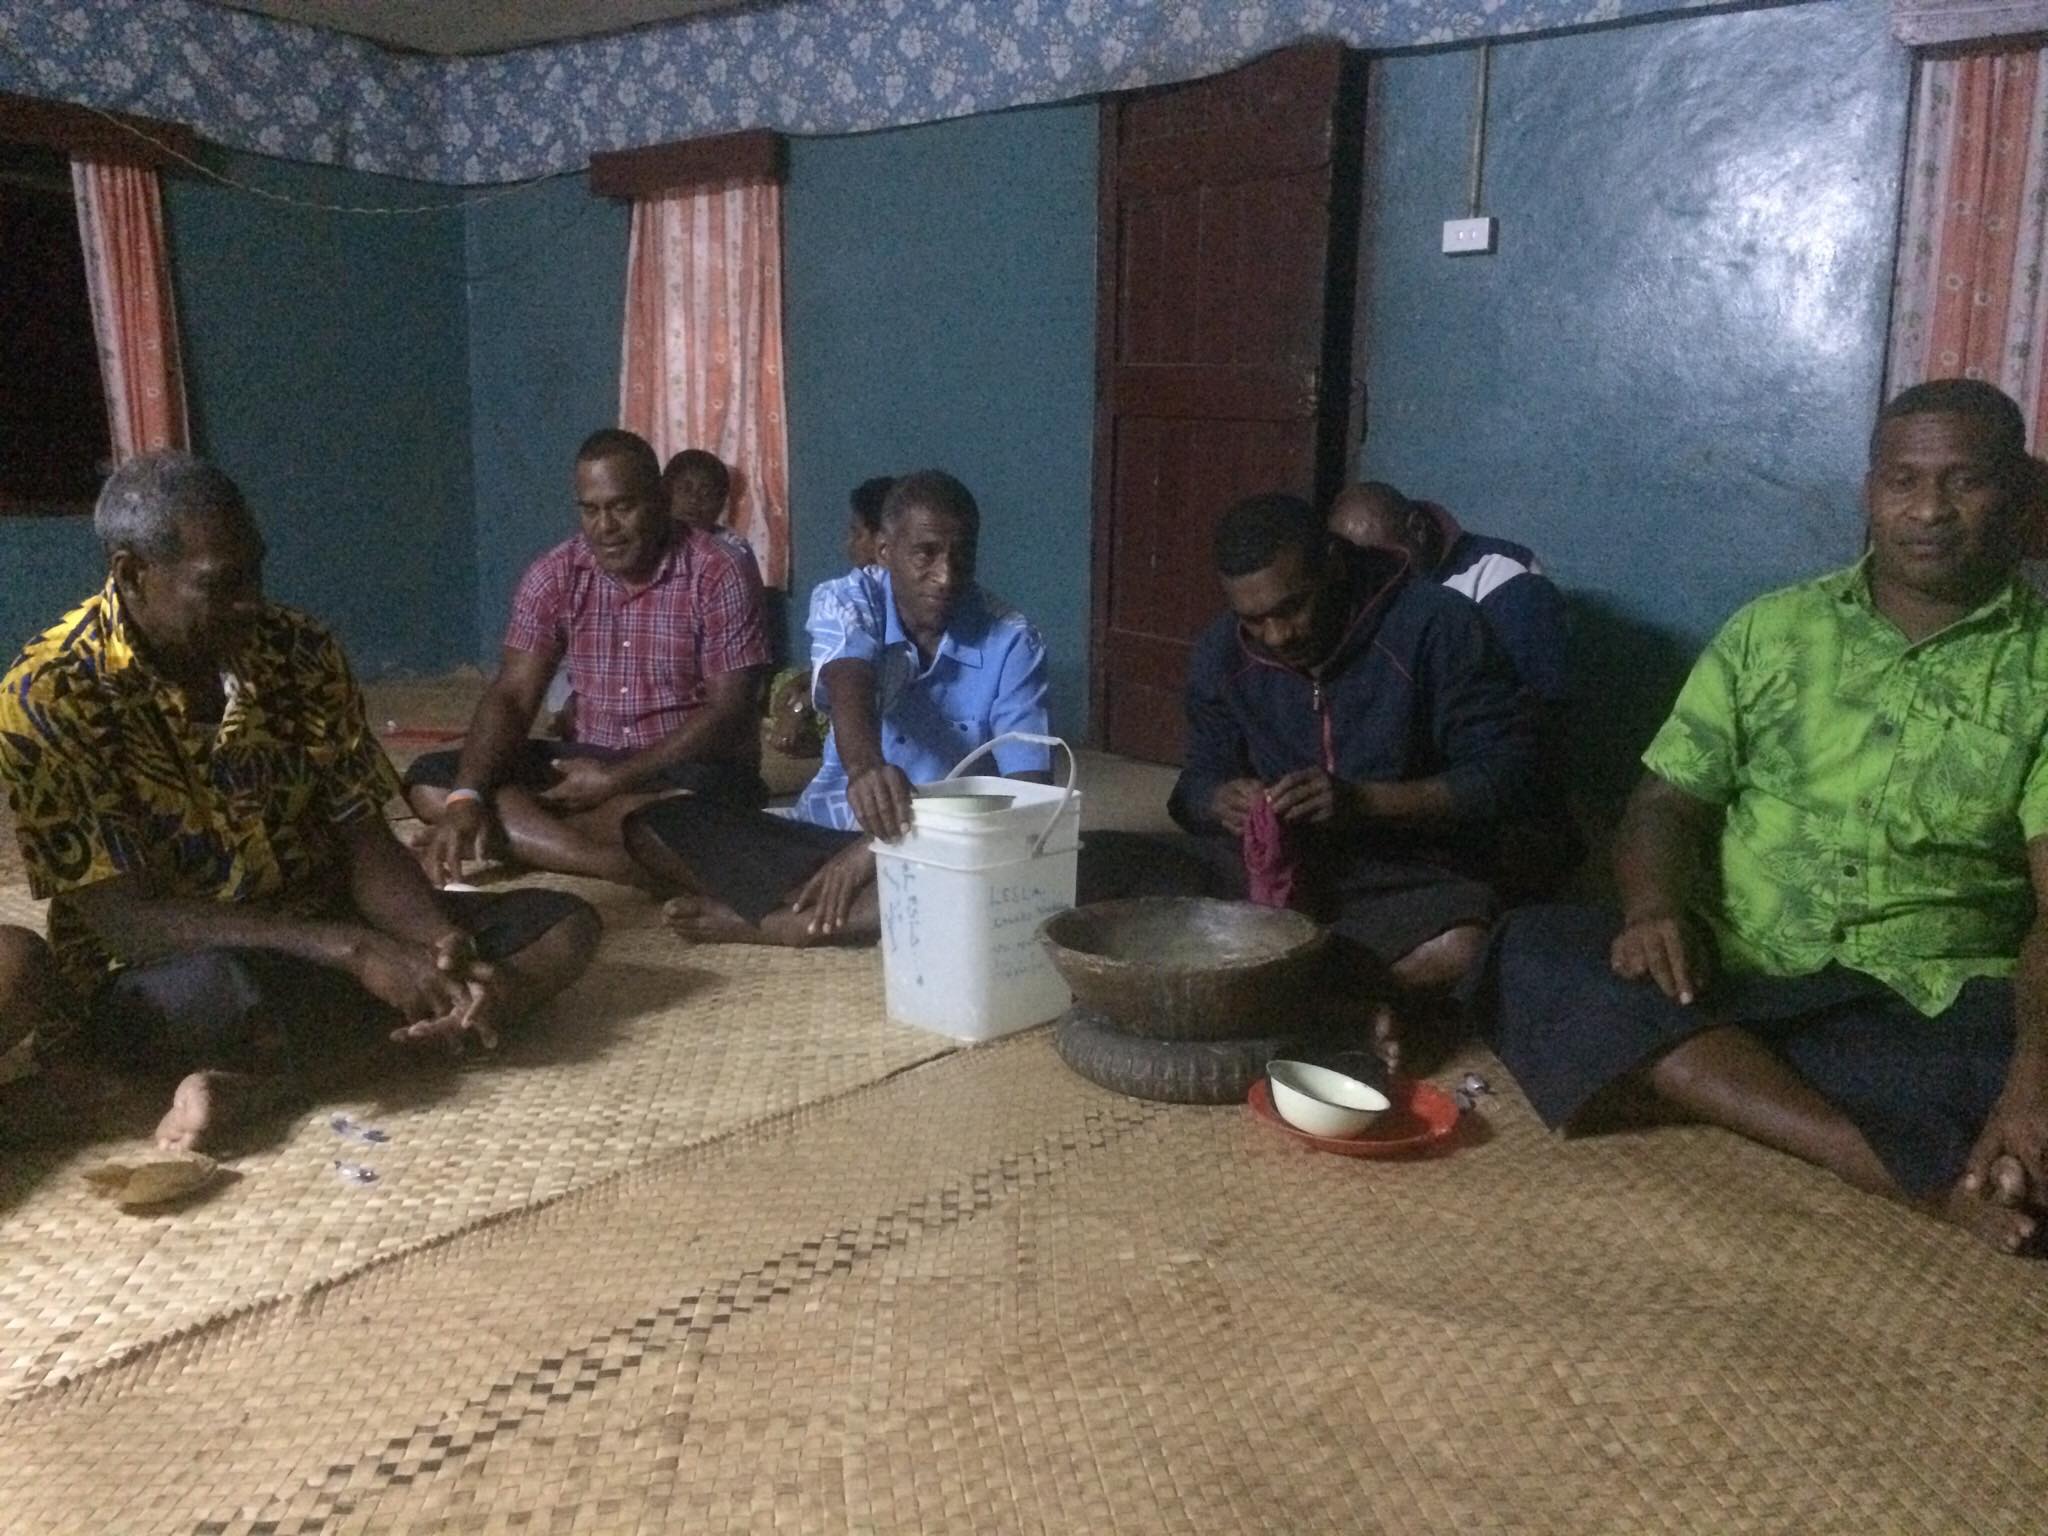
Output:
(942, 732), (1077, 857)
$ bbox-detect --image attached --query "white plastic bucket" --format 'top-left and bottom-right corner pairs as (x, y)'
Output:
(875, 733), (1080, 1042)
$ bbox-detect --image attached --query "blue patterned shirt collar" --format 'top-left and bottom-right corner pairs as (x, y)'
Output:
(877, 567), (988, 671)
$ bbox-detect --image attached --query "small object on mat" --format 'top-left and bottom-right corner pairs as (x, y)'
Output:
(81, 1151), (222, 1209)
(1452, 1071), (1494, 1114)
(333, 1160), (379, 1185)
(1246, 1076), (1461, 1157)
(438, 880), (481, 893)
(328, 1113), (390, 1145)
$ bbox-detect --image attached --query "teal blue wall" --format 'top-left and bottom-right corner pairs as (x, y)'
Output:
(783, 108), (1099, 734)
(1358, 0), (1911, 790)
(455, 106), (1101, 735)
(0, 517), (99, 664)
(3, 111), (1101, 713)
(170, 151), (474, 674)
(463, 174), (630, 661)
(2, 151), (473, 673)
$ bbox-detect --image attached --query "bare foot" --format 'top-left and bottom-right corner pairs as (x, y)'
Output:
(1369, 1001), (1402, 1076)
(1927, 1180), (2041, 1256)
(662, 894), (777, 946)
(154, 1070), (274, 1153)
(660, 896), (842, 948)
(1308, 986), (1404, 1073)
(405, 820), (509, 886)
(1965, 1152), (2032, 1207)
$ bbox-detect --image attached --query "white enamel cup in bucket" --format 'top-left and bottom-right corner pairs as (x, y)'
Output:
(874, 732), (1081, 1041)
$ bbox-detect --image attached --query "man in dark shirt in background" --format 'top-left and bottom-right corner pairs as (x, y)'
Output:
(1330, 480), (1581, 895)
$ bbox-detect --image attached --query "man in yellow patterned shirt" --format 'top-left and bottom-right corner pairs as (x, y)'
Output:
(0, 454), (600, 1152)
(1484, 380), (2048, 1255)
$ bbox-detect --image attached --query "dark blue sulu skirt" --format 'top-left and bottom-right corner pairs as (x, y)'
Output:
(1476, 904), (2016, 1198)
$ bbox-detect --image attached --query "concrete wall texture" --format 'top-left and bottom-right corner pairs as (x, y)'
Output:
(1358, 0), (1911, 787)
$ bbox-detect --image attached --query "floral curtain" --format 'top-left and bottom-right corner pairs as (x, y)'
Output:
(619, 177), (790, 587)
(1888, 46), (2048, 553)
(70, 156), (189, 460)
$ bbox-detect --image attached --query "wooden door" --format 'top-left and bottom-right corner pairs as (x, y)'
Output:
(1090, 43), (1365, 763)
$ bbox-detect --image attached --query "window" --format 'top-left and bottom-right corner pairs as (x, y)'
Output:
(0, 142), (112, 514)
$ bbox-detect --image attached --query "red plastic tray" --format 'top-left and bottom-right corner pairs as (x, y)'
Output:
(1246, 1074), (1461, 1157)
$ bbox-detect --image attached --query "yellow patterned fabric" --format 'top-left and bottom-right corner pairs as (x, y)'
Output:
(0, 581), (401, 999)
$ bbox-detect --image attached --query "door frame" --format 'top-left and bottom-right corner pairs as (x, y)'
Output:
(1085, 46), (1369, 754)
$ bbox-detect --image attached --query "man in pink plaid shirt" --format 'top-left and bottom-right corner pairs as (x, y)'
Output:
(405, 429), (771, 888)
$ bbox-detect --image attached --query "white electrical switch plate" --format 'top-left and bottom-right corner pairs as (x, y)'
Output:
(1442, 216), (1497, 255)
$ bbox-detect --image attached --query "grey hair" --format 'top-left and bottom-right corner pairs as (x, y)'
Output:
(880, 469), (979, 534)
(93, 451), (249, 562)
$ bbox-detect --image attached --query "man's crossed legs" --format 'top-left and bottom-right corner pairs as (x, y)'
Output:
(1487, 905), (2038, 1255)
(0, 892), (598, 1153)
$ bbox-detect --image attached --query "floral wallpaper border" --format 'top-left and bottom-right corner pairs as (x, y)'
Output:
(1, 0), (1747, 186)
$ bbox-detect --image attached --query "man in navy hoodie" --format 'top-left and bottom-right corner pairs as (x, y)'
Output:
(1170, 493), (1539, 1010)
(1329, 480), (1581, 895)
(1327, 481), (1567, 705)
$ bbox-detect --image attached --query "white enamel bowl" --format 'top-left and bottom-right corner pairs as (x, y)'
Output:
(1265, 1060), (1390, 1139)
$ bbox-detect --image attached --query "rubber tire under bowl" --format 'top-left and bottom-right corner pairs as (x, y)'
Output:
(1052, 1008), (1317, 1106)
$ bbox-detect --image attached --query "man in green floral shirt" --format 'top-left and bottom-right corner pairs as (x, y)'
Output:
(1486, 379), (2048, 1255)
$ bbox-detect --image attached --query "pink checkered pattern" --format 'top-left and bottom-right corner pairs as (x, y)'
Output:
(504, 526), (770, 751)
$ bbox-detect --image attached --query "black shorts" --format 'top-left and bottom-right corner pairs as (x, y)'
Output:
(1132, 833), (1496, 967)
(82, 888), (593, 1077)
(625, 797), (858, 924)
(1320, 856), (1497, 966)
(1479, 903), (2016, 1197)
(403, 740), (765, 808)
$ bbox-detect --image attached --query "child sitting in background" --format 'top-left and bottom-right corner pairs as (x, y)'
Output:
(766, 475), (895, 758)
